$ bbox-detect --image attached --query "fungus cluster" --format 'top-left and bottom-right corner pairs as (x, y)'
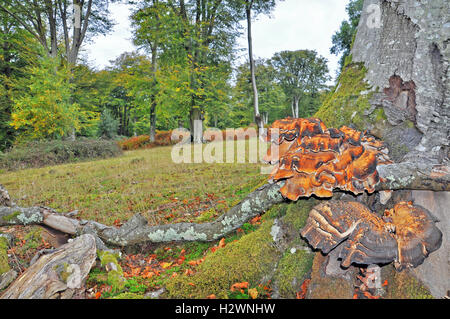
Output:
(300, 201), (442, 270)
(264, 117), (392, 201)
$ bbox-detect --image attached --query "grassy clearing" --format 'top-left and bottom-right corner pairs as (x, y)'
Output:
(0, 139), (269, 226)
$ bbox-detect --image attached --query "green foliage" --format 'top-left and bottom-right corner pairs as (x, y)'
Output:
(10, 55), (92, 141)
(0, 138), (122, 171)
(232, 59), (288, 126)
(273, 250), (314, 298)
(270, 50), (330, 118)
(330, 0), (364, 72)
(97, 108), (119, 139)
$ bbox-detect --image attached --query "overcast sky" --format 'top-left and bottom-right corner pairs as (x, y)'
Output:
(83, 0), (349, 83)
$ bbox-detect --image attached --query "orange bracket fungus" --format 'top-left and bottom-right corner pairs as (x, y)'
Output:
(300, 201), (442, 270)
(264, 117), (392, 200)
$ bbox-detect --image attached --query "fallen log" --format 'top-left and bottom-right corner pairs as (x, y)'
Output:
(0, 234), (97, 299)
(0, 182), (285, 246)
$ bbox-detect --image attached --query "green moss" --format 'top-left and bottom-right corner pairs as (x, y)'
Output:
(282, 199), (316, 232)
(2, 211), (21, 222)
(110, 292), (145, 299)
(315, 62), (374, 131)
(374, 107), (387, 122)
(274, 250), (314, 298)
(0, 236), (10, 275)
(383, 266), (434, 299)
(108, 270), (126, 291)
(98, 250), (126, 292)
(195, 208), (217, 223)
(405, 120), (415, 129)
(165, 220), (281, 298)
(23, 227), (42, 249)
(55, 262), (71, 283)
(307, 253), (355, 299)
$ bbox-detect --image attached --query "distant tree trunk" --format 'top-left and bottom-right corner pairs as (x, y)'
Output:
(293, 96), (300, 118)
(190, 108), (203, 144)
(150, 103), (156, 142)
(246, 0), (263, 135)
(149, 1), (159, 143)
(150, 45), (158, 142)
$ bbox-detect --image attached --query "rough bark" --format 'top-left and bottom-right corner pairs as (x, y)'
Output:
(377, 162), (450, 191)
(0, 234), (97, 299)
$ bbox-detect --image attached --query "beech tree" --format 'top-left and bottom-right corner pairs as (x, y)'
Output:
(271, 50), (329, 118)
(0, 0), (116, 66)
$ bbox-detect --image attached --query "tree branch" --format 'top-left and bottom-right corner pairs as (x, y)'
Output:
(0, 183), (285, 247)
(377, 162), (450, 191)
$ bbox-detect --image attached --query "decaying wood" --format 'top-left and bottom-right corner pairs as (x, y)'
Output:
(0, 184), (13, 207)
(0, 234), (97, 299)
(300, 201), (442, 270)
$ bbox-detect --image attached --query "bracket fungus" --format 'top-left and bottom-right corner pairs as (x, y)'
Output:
(300, 201), (442, 270)
(264, 117), (392, 200)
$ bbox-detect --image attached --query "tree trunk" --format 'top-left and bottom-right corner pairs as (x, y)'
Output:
(246, 1), (263, 135)
(149, 35), (158, 143)
(190, 108), (203, 144)
(293, 96), (299, 118)
(150, 103), (156, 142)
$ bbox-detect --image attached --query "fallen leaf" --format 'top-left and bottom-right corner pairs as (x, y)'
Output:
(206, 294), (216, 299)
(95, 291), (102, 299)
(218, 238), (226, 248)
(184, 269), (194, 276)
(248, 288), (258, 299)
(161, 262), (173, 269)
(250, 216), (261, 225)
(231, 282), (249, 292)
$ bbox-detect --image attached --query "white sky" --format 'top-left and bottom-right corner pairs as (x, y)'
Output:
(83, 0), (349, 83)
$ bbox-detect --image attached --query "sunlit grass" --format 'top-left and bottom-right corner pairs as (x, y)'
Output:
(0, 139), (270, 226)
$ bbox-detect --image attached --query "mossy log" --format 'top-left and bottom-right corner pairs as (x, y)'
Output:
(0, 234), (97, 299)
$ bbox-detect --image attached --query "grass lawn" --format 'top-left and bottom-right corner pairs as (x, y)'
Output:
(0, 139), (269, 226)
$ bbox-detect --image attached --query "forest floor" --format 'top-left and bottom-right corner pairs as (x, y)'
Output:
(0, 139), (276, 299)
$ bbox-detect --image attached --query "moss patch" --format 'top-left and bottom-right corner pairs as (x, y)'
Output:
(110, 292), (145, 299)
(282, 198), (316, 232)
(273, 250), (314, 298)
(0, 236), (10, 275)
(315, 62), (375, 131)
(98, 250), (126, 292)
(165, 220), (281, 298)
(1, 211), (21, 223)
(383, 265), (434, 299)
(307, 253), (355, 299)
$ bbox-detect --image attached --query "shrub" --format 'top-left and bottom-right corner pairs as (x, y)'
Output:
(0, 138), (123, 171)
(97, 109), (119, 139)
(118, 131), (177, 151)
(118, 135), (151, 150)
